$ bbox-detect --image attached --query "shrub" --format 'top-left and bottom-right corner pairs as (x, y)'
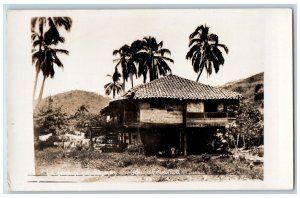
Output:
(238, 155), (247, 163)
(186, 154), (211, 163)
(209, 161), (227, 175)
(145, 156), (157, 165)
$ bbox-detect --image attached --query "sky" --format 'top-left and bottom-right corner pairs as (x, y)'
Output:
(31, 9), (290, 98)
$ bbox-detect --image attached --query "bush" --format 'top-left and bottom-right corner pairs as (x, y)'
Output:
(238, 155), (247, 163)
(126, 144), (145, 154)
(186, 154), (211, 163)
(209, 161), (227, 175)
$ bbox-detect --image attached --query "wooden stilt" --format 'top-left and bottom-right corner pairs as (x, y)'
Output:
(137, 128), (141, 144)
(183, 130), (187, 156)
(179, 128), (182, 155)
(129, 131), (132, 144)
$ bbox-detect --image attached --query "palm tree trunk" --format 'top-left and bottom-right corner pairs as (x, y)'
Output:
(130, 73), (133, 88)
(123, 77), (126, 93)
(38, 76), (46, 102)
(113, 82), (116, 98)
(33, 71), (39, 103)
(196, 68), (204, 82)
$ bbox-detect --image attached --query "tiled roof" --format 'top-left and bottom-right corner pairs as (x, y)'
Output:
(124, 74), (242, 100)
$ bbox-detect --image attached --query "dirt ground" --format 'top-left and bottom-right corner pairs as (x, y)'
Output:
(34, 147), (263, 182)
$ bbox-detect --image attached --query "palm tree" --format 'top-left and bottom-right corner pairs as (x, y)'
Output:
(186, 25), (229, 82)
(34, 45), (69, 101)
(31, 17), (46, 102)
(43, 17), (72, 46)
(31, 17), (72, 101)
(112, 40), (144, 91)
(137, 36), (174, 82)
(104, 70), (123, 99)
(113, 44), (131, 92)
(127, 40), (144, 87)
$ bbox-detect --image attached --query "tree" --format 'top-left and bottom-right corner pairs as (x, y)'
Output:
(224, 100), (264, 150)
(104, 70), (123, 99)
(113, 44), (131, 92)
(31, 17), (46, 102)
(186, 25), (229, 82)
(113, 40), (144, 91)
(33, 97), (69, 137)
(33, 45), (69, 101)
(137, 36), (174, 82)
(31, 17), (72, 102)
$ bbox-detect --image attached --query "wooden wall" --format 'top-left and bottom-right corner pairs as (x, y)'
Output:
(139, 102), (183, 124)
(187, 102), (204, 112)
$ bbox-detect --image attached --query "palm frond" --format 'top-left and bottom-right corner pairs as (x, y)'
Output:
(186, 44), (200, 60)
(113, 49), (120, 56)
(53, 49), (69, 55)
(158, 41), (163, 49)
(31, 17), (38, 31)
(32, 40), (42, 48)
(155, 56), (174, 64)
(188, 38), (201, 47)
(189, 25), (204, 39)
(53, 17), (73, 31)
(208, 34), (219, 44)
(211, 47), (225, 65)
(216, 44), (229, 54)
(157, 48), (171, 56)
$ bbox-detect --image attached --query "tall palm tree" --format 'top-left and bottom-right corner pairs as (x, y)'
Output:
(112, 40), (143, 91)
(137, 36), (174, 82)
(104, 70), (123, 99)
(33, 45), (69, 101)
(31, 17), (46, 102)
(113, 44), (131, 92)
(31, 17), (72, 101)
(186, 25), (229, 82)
(127, 40), (144, 87)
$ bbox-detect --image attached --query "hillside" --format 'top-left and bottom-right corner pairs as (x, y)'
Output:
(220, 72), (264, 107)
(34, 90), (109, 116)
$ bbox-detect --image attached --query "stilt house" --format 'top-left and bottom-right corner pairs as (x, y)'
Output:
(101, 74), (242, 155)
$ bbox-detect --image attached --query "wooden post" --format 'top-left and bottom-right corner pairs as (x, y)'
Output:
(129, 131), (132, 144)
(179, 128), (182, 155)
(123, 102), (126, 125)
(137, 127), (142, 144)
(183, 130), (187, 156)
(182, 102), (187, 156)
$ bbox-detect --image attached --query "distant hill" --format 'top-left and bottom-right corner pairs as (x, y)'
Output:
(220, 72), (264, 108)
(34, 90), (109, 116)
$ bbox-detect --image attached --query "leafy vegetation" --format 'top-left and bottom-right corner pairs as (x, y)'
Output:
(217, 100), (264, 150)
(35, 148), (263, 180)
(33, 97), (69, 137)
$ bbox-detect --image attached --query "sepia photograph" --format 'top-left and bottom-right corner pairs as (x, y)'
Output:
(6, 8), (293, 191)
